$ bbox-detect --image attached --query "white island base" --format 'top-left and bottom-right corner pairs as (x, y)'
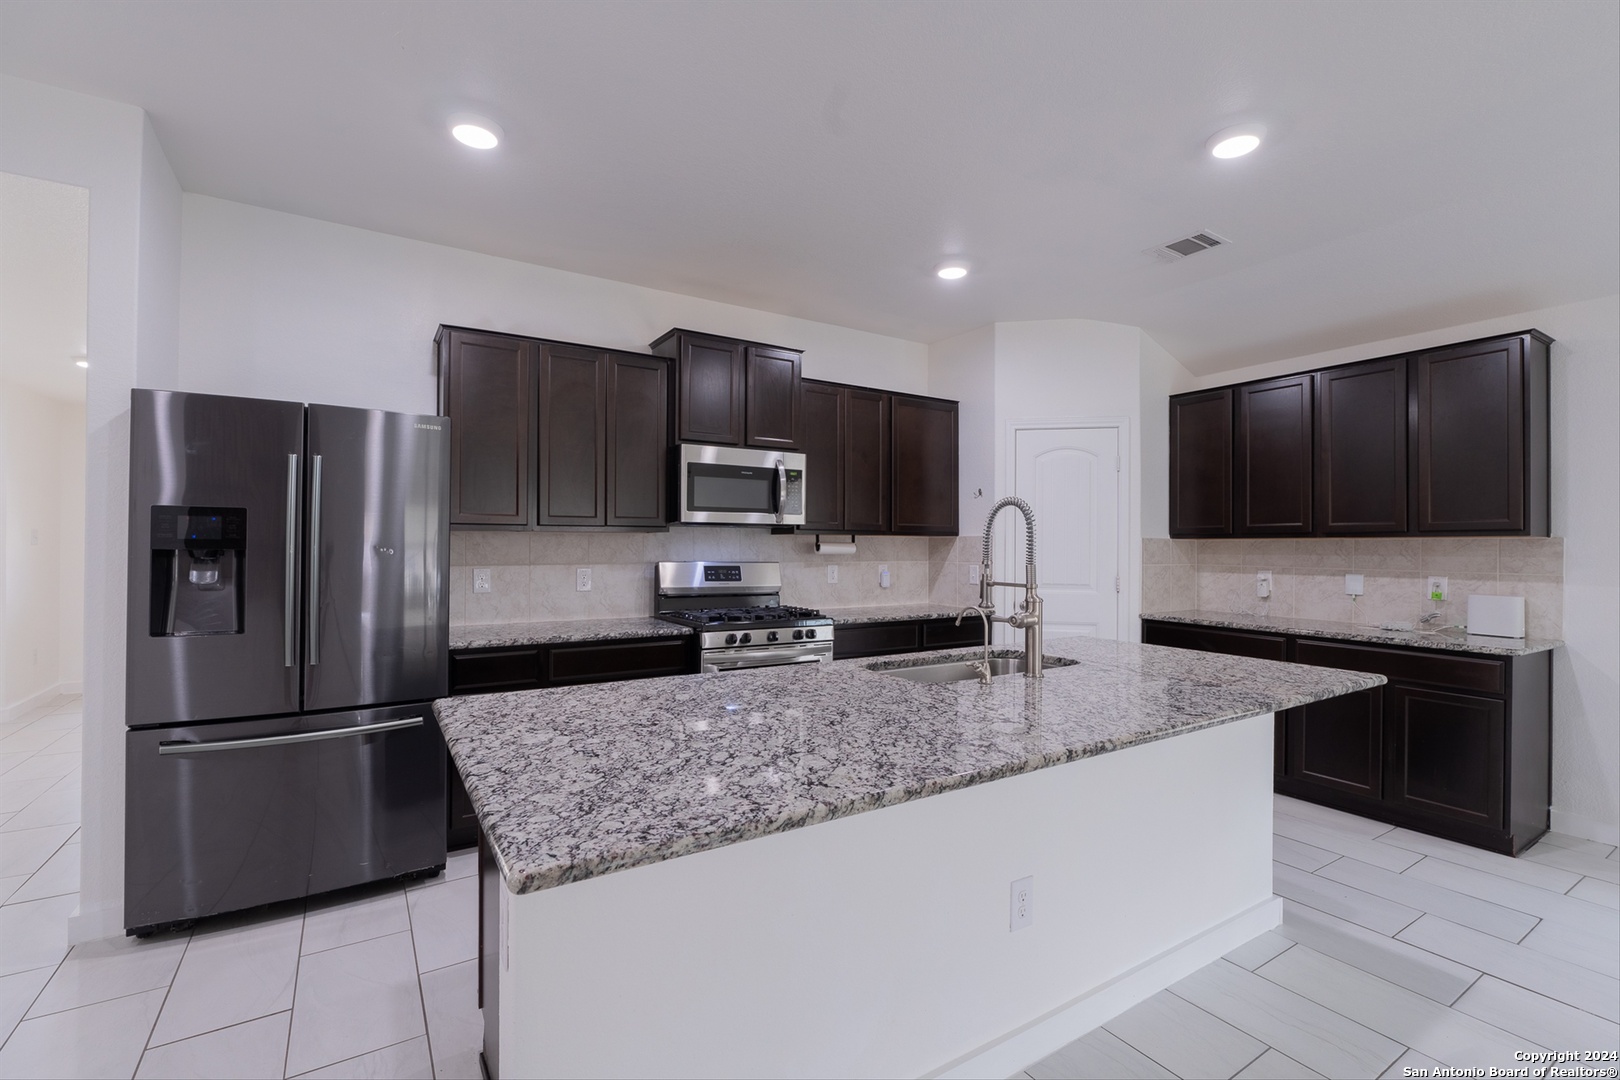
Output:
(480, 713), (1279, 1078)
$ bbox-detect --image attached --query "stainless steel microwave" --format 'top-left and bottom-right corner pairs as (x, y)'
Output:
(674, 444), (806, 526)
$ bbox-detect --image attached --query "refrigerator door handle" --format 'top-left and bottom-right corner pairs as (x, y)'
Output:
(284, 454), (299, 667)
(156, 715), (423, 755)
(308, 454), (323, 666)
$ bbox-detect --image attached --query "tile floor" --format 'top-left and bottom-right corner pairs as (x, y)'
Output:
(1, 694), (1616, 1078)
(0, 696), (480, 1079)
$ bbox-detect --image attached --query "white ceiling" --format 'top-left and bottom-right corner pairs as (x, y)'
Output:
(2, 1), (1616, 374)
(0, 171), (88, 403)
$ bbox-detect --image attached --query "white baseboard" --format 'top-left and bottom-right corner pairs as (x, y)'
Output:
(1550, 808), (1620, 847)
(931, 896), (1284, 1079)
(2, 683), (78, 723)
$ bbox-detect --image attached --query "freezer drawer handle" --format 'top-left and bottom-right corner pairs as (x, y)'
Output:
(284, 453), (299, 667)
(308, 454), (323, 665)
(157, 716), (423, 755)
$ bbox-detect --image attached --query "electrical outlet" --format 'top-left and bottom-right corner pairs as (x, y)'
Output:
(1009, 876), (1034, 931)
(878, 564), (891, 589)
(826, 564), (838, 585)
(1428, 576), (1448, 601)
(968, 564), (981, 585)
(472, 568), (492, 594)
(1344, 573), (1365, 597)
(576, 567), (592, 592)
(1256, 570), (1272, 599)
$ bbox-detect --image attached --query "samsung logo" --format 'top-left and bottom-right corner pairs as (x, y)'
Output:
(414, 423), (443, 431)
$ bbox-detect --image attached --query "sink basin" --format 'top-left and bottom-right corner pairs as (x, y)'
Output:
(869, 653), (1077, 683)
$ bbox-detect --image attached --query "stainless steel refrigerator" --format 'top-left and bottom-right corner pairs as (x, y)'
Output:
(124, 389), (450, 935)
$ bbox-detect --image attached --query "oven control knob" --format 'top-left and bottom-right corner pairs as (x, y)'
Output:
(739, 632), (752, 645)
(805, 628), (817, 639)
(767, 631), (779, 642)
(725, 633), (738, 646)
(792, 629), (804, 640)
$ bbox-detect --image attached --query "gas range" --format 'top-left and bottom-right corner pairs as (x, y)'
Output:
(654, 562), (834, 672)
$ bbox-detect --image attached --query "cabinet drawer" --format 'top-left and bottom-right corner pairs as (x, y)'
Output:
(450, 647), (543, 694)
(921, 619), (983, 649)
(1293, 640), (1504, 695)
(1142, 622), (1288, 661)
(833, 622), (920, 659)
(546, 638), (692, 685)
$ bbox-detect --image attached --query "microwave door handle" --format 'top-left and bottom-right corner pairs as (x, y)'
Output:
(775, 460), (787, 524)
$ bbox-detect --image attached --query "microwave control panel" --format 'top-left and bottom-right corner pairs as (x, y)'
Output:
(784, 469), (803, 515)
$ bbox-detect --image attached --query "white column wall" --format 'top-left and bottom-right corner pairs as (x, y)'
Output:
(0, 75), (182, 941)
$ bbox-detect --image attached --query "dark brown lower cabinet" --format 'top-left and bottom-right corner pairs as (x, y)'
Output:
(1286, 688), (1382, 799)
(1385, 685), (1504, 829)
(831, 617), (985, 659)
(445, 634), (700, 848)
(1143, 618), (1550, 854)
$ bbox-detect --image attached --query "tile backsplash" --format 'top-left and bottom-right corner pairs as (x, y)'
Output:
(449, 528), (937, 625)
(1142, 536), (1564, 640)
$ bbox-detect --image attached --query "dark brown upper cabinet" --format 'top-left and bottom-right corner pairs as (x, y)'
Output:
(650, 329), (802, 449)
(744, 345), (802, 449)
(1168, 389), (1234, 537)
(1413, 332), (1550, 535)
(606, 352), (669, 527)
(537, 344), (608, 526)
(890, 394), (957, 535)
(1235, 375), (1313, 534)
(439, 326), (671, 529)
(1169, 329), (1549, 539)
(799, 380), (845, 530)
(845, 388), (891, 533)
(1316, 357), (1408, 534)
(436, 327), (534, 526)
(799, 380), (892, 534)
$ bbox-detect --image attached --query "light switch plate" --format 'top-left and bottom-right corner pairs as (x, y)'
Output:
(1344, 573), (1365, 597)
(1256, 570), (1272, 598)
(968, 564), (981, 585)
(576, 567), (592, 592)
(878, 564), (891, 589)
(473, 568), (492, 594)
(826, 565), (838, 584)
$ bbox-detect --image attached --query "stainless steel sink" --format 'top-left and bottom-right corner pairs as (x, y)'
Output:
(870, 654), (1076, 683)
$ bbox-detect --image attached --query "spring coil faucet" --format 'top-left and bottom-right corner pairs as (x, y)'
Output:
(955, 497), (1044, 681)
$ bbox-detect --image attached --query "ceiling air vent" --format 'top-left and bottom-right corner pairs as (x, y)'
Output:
(1150, 231), (1229, 262)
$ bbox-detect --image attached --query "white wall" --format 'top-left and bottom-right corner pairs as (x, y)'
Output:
(990, 320), (1151, 642)
(178, 195), (929, 415)
(0, 75), (183, 940)
(927, 324), (997, 536)
(1186, 296), (1620, 844)
(56, 400), (85, 688)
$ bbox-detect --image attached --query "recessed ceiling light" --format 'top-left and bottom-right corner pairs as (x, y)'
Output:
(72, 355), (88, 369)
(1207, 124), (1264, 159)
(450, 115), (503, 150)
(935, 260), (970, 280)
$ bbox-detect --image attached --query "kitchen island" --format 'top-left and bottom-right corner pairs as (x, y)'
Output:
(435, 635), (1382, 1079)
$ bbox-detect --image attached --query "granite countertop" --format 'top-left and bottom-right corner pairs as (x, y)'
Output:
(1142, 610), (1562, 657)
(434, 635), (1383, 895)
(822, 603), (971, 625)
(449, 617), (691, 650)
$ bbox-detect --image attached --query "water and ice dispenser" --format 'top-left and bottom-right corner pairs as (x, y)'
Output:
(148, 506), (247, 636)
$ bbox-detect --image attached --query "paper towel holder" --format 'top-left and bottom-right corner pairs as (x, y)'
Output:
(815, 534), (858, 555)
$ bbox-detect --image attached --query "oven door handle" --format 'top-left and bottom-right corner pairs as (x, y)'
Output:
(703, 650), (828, 673)
(775, 460), (787, 525)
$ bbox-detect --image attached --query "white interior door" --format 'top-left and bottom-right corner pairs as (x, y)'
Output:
(1008, 425), (1122, 640)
